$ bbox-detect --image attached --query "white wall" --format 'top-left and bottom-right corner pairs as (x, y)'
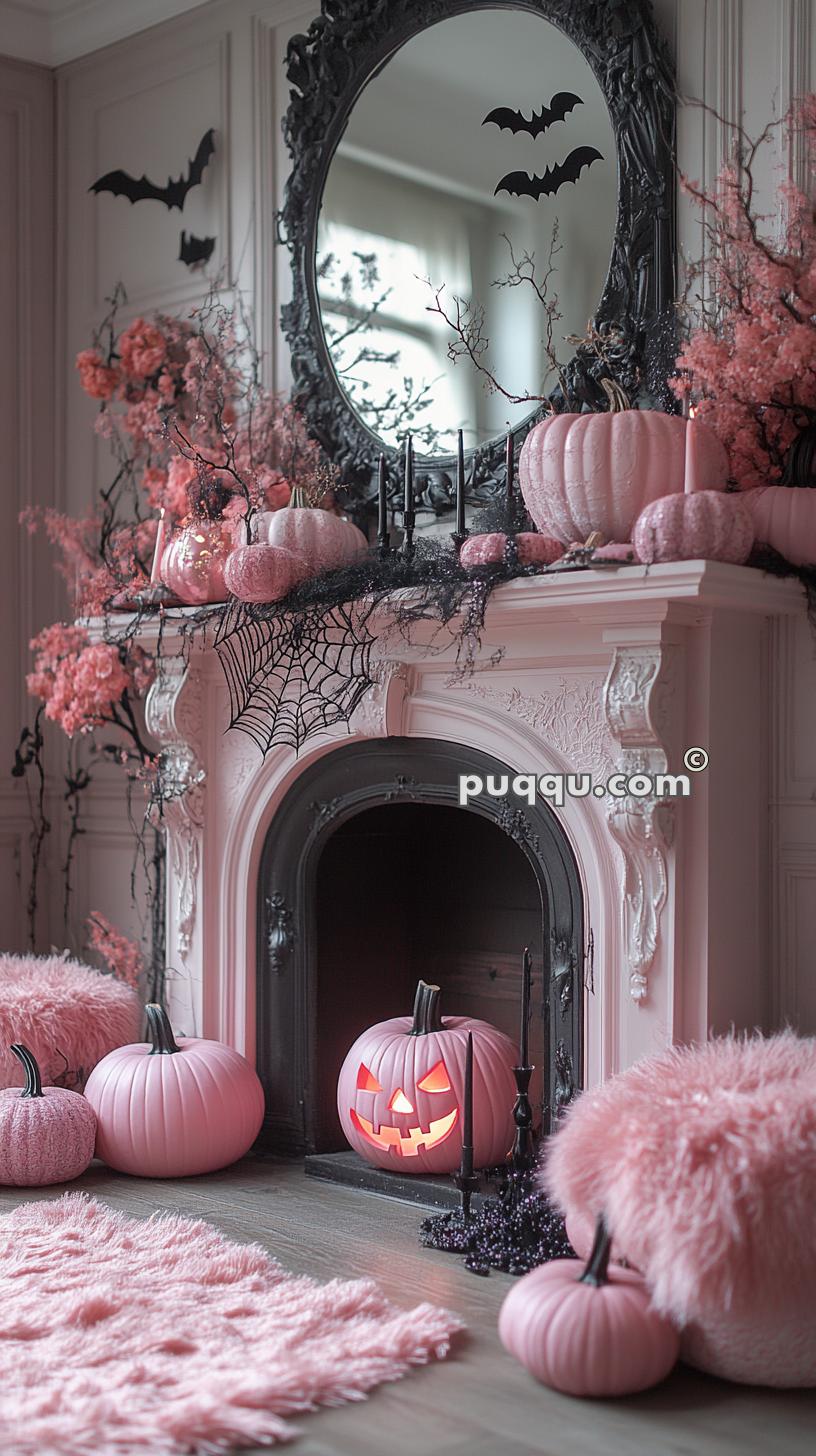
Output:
(3, 0), (814, 1026)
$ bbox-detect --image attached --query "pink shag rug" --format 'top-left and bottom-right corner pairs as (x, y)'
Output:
(0, 954), (140, 1089)
(544, 1031), (816, 1386)
(0, 1193), (463, 1454)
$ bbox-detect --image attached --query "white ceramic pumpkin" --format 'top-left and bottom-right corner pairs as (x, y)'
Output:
(256, 487), (368, 575)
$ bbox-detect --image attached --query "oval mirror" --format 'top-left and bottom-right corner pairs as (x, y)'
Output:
(315, 8), (617, 458)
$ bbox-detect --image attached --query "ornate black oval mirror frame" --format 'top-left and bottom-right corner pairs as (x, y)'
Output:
(278, 0), (675, 523)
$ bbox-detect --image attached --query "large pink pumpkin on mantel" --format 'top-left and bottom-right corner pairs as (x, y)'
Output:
(499, 1217), (679, 1397)
(519, 410), (729, 544)
(744, 486), (816, 567)
(257, 486), (368, 575)
(160, 519), (235, 604)
(633, 490), (754, 565)
(84, 1004), (265, 1178)
(337, 980), (517, 1175)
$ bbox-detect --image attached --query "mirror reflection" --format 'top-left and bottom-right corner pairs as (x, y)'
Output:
(316, 7), (617, 457)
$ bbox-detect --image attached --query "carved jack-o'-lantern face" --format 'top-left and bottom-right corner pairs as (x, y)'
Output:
(337, 980), (518, 1176)
(349, 1056), (459, 1158)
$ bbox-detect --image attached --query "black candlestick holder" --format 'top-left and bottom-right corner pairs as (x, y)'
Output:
(510, 1065), (535, 1172)
(452, 1166), (480, 1222)
(401, 508), (416, 561)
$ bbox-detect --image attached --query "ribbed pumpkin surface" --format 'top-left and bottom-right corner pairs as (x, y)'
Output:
(744, 485), (816, 567)
(224, 543), (306, 602)
(0, 1088), (96, 1186)
(633, 490), (754, 564)
(257, 505), (367, 573)
(459, 532), (564, 568)
(499, 1258), (679, 1396)
(338, 1014), (516, 1175)
(519, 411), (729, 544)
(160, 521), (234, 604)
(84, 1037), (265, 1178)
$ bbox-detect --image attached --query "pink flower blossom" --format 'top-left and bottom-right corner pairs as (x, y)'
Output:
(76, 348), (120, 400)
(86, 912), (143, 988)
(119, 318), (167, 379)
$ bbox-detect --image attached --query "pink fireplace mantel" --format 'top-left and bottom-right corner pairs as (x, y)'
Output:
(131, 560), (803, 1092)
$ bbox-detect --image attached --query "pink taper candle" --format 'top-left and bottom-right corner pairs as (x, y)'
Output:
(683, 408), (700, 494)
(150, 508), (166, 584)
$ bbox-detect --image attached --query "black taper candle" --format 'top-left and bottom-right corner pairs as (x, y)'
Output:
(462, 1030), (474, 1178)
(455, 429), (466, 539)
(377, 453), (390, 556)
(404, 434), (413, 515)
(505, 431), (515, 506)
(520, 945), (531, 1069)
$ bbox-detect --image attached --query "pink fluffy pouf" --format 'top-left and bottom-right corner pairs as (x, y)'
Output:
(0, 1193), (462, 1455)
(544, 1031), (816, 1387)
(0, 954), (140, 1090)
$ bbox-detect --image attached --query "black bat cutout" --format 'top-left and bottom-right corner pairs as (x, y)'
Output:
(89, 128), (216, 212)
(482, 92), (583, 137)
(495, 146), (603, 201)
(179, 231), (216, 268)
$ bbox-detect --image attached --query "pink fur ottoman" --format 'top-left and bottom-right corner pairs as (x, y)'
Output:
(0, 954), (140, 1090)
(544, 1032), (816, 1387)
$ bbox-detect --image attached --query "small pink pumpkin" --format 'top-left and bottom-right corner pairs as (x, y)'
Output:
(499, 1217), (679, 1397)
(84, 1004), (265, 1178)
(519, 409), (729, 545)
(459, 532), (564, 568)
(0, 1043), (96, 1186)
(337, 980), (516, 1175)
(160, 519), (235, 605)
(257, 487), (368, 574)
(744, 486), (816, 567)
(633, 490), (754, 565)
(224, 542), (307, 603)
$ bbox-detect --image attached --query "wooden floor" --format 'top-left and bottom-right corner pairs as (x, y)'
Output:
(1, 1159), (813, 1455)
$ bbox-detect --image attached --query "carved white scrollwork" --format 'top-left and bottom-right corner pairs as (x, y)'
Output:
(351, 660), (413, 737)
(145, 657), (205, 964)
(602, 647), (676, 1003)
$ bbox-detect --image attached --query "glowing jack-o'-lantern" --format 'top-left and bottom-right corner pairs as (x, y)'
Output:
(337, 980), (517, 1174)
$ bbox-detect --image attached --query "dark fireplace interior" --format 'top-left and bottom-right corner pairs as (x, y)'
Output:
(313, 803), (542, 1153)
(256, 738), (583, 1162)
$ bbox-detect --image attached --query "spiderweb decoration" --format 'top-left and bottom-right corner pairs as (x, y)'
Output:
(213, 598), (377, 754)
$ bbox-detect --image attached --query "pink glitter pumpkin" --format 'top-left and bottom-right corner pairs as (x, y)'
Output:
(459, 532), (564, 568)
(633, 491), (754, 565)
(0, 1044), (96, 1186)
(224, 543), (307, 603)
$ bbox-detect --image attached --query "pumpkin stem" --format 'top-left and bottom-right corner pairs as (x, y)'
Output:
(145, 1003), (182, 1055)
(10, 1043), (44, 1098)
(578, 1213), (613, 1286)
(289, 486), (308, 509)
(599, 377), (630, 414)
(411, 980), (443, 1035)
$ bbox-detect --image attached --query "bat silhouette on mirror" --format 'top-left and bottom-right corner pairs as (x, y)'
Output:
(482, 92), (583, 137)
(495, 146), (603, 200)
(89, 128), (216, 211)
(179, 231), (216, 268)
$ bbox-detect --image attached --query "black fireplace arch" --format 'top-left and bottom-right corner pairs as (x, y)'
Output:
(256, 737), (583, 1155)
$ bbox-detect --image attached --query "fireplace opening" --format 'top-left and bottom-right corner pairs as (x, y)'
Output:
(256, 737), (583, 1159)
(314, 802), (542, 1153)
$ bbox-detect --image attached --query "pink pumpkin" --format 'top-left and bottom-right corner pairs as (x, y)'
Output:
(224, 542), (307, 603)
(519, 410), (729, 544)
(499, 1217), (679, 1397)
(0, 1043), (96, 1186)
(160, 519), (235, 605)
(257, 487), (368, 575)
(84, 1004), (265, 1178)
(337, 980), (516, 1175)
(459, 532), (564, 568)
(744, 486), (816, 566)
(633, 490), (754, 565)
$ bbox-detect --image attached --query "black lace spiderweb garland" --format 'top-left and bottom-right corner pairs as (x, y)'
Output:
(419, 1166), (576, 1277)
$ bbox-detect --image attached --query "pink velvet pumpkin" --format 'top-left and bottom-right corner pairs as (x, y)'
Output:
(459, 532), (564, 569)
(257, 487), (368, 574)
(224, 542), (307, 603)
(499, 1217), (679, 1397)
(744, 486), (816, 567)
(84, 1004), (265, 1178)
(337, 980), (516, 1175)
(160, 519), (235, 605)
(0, 1043), (96, 1186)
(633, 490), (754, 565)
(519, 409), (729, 544)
